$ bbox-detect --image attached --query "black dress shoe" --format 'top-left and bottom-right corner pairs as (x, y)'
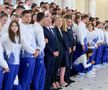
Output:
(68, 78), (75, 83)
(57, 87), (63, 89)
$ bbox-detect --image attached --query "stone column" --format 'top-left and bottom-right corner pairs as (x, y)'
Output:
(61, 0), (76, 9)
(89, 0), (96, 17)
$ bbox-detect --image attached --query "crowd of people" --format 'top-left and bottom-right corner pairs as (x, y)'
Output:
(0, 0), (108, 90)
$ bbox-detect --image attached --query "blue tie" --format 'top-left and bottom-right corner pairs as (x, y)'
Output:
(49, 28), (55, 37)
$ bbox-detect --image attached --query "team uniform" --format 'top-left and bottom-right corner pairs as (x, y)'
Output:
(19, 22), (36, 90)
(102, 31), (108, 64)
(31, 22), (46, 90)
(73, 21), (88, 62)
(94, 28), (104, 65)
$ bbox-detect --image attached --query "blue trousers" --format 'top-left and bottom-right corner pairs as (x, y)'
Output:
(73, 56), (93, 73)
(19, 57), (35, 90)
(0, 69), (3, 90)
(73, 43), (88, 62)
(31, 56), (46, 90)
(72, 64), (85, 73)
(13, 84), (22, 90)
(95, 45), (104, 65)
(3, 64), (19, 90)
(102, 45), (108, 63)
(89, 48), (97, 62)
(73, 63), (93, 74)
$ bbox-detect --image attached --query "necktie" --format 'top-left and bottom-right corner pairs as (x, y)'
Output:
(49, 28), (55, 37)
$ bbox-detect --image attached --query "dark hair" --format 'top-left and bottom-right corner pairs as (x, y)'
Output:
(16, 5), (25, 10)
(41, 6), (47, 10)
(31, 3), (37, 9)
(74, 15), (81, 25)
(50, 2), (56, 6)
(30, 14), (37, 24)
(40, 2), (45, 7)
(18, 2), (24, 5)
(37, 12), (45, 22)
(0, 12), (8, 18)
(96, 22), (103, 27)
(105, 20), (108, 23)
(9, 4), (13, 7)
(11, 14), (19, 18)
(105, 26), (108, 30)
(4, 2), (9, 6)
(95, 17), (99, 20)
(64, 15), (72, 19)
(81, 14), (89, 20)
(86, 49), (93, 58)
(22, 10), (31, 16)
(86, 23), (94, 30)
(8, 21), (21, 43)
(10, 9), (16, 17)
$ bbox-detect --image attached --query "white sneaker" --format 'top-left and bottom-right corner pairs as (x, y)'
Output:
(86, 72), (96, 78)
(79, 73), (86, 76)
(92, 68), (97, 72)
(90, 71), (96, 75)
(95, 65), (102, 69)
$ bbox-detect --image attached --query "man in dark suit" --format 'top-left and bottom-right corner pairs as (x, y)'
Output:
(43, 16), (59, 90)
(65, 18), (76, 84)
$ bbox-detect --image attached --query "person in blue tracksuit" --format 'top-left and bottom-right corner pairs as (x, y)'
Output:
(0, 41), (9, 90)
(72, 49), (95, 75)
(87, 23), (98, 65)
(0, 12), (9, 90)
(31, 12), (46, 90)
(2, 20), (21, 90)
(2, 20), (38, 90)
(94, 22), (104, 65)
(73, 15), (89, 62)
(18, 10), (38, 90)
(102, 26), (108, 64)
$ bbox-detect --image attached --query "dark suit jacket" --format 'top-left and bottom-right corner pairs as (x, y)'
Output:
(54, 26), (69, 55)
(54, 26), (70, 66)
(43, 26), (58, 58)
(67, 27), (76, 48)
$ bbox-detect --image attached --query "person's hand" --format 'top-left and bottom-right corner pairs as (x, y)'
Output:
(91, 60), (95, 64)
(82, 45), (85, 51)
(97, 43), (101, 46)
(34, 49), (40, 57)
(53, 51), (59, 57)
(73, 46), (76, 52)
(88, 43), (91, 46)
(95, 44), (98, 48)
(69, 48), (72, 53)
(3, 68), (10, 74)
(45, 38), (48, 43)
